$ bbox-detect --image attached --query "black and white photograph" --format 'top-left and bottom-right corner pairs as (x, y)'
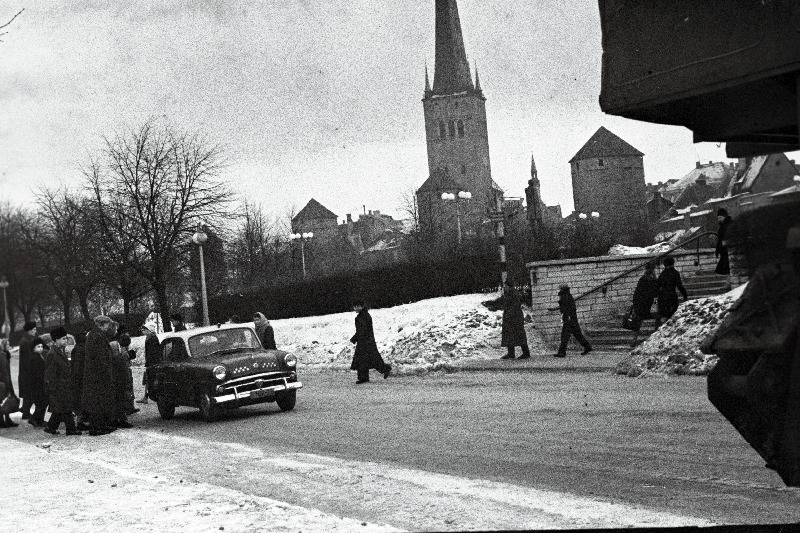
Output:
(2, 1), (800, 531)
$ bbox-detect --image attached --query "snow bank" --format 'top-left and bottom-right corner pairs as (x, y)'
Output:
(615, 284), (747, 377)
(607, 242), (673, 256)
(129, 293), (548, 376)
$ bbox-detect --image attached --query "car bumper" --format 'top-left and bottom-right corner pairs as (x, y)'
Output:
(213, 379), (302, 406)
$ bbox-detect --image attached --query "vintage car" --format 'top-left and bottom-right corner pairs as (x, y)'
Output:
(146, 323), (302, 422)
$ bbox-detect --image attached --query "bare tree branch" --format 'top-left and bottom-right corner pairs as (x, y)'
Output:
(0, 8), (24, 41)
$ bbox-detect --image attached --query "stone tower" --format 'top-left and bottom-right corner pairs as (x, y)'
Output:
(416, 0), (501, 240)
(569, 126), (647, 245)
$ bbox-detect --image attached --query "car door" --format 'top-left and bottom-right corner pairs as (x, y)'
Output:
(155, 339), (184, 405)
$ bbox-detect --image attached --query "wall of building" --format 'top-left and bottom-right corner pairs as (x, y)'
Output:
(526, 249), (747, 347)
(571, 155), (647, 244)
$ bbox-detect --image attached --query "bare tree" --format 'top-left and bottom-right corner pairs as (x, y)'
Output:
(228, 202), (279, 291)
(87, 121), (233, 331)
(0, 8), (24, 42)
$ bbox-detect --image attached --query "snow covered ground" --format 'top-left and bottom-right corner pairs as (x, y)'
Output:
(130, 293), (549, 375)
(615, 284), (747, 377)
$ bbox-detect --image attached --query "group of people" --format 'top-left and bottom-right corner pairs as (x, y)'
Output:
(2, 316), (143, 436)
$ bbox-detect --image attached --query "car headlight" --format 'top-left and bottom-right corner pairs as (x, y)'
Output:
(213, 365), (227, 381)
(283, 354), (297, 368)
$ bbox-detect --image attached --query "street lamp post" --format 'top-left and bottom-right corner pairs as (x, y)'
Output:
(441, 190), (472, 245)
(0, 276), (9, 335)
(192, 230), (210, 327)
(290, 232), (314, 280)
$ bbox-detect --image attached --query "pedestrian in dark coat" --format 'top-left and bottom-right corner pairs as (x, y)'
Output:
(253, 312), (277, 349)
(81, 316), (117, 435)
(43, 327), (79, 435)
(630, 262), (659, 346)
(656, 256), (688, 327)
(108, 322), (133, 428)
(500, 280), (531, 360)
(350, 299), (391, 384)
(715, 208), (732, 277)
(17, 321), (37, 419)
(27, 336), (49, 427)
(137, 324), (160, 404)
(0, 334), (18, 428)
(555, 284), (592, 357)
(70, 330), (89, 430)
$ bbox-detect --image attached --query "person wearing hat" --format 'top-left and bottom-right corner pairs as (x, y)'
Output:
(716, 208), (733, 282)
(500, 279), (531, 360)
(81, 316), (118, 436)
(169, 313), (186, 332)
(18, 320), (38, 419)
(43, 326), (80, 436)
(655, 256), (688, 328)
(349, 298), (391, 384)
(27, 336), (49, 427)
(555, 284), (592, 357)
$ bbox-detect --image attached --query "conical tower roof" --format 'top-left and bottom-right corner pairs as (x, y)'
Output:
(569, 126), (643, 163)
(432, 0), (474, 95)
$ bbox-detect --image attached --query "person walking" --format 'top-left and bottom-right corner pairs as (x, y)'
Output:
(715, 208), (733, 284)
(630, 262), (659, 347)
(349, 299), (391, 384)
(17, 321), (37, 419)
(27, 336), (49, 427)
(137, 324), (160, 404)
(169, 313), (186, 332)
(43, 327), (80, 436)
(0, 330), (19, 428)
(253, 312), (277, 350)
(500, 280), (531, 360)
(81, 316), (118, 436)
(656, 256), (688, 327)
(555, 284), (592, 357)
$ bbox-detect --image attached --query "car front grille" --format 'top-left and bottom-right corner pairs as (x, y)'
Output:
(221, 372), (295, 395)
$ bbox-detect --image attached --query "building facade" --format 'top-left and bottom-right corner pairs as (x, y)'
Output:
(569, 127), (647, 245)
(416, 0), (502, 241)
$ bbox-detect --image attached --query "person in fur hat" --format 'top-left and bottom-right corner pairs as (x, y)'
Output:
(44, 326), (80, 435)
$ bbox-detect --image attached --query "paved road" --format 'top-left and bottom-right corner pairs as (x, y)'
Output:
(124, 367), (799, 526)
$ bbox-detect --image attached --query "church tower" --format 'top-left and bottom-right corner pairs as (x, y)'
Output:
(416, 0), (501, 240)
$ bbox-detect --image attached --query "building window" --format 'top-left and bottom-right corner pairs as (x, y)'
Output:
(448, 120), (456, 137)
(598, 159), (604, 167)
(457, 120), (465, 137)
(439, 122), (446, 139)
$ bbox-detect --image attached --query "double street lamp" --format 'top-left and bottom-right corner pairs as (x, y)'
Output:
(441, 190), (472, 244)
(290, 232), (314, 280)
(191, 230), (210, 327)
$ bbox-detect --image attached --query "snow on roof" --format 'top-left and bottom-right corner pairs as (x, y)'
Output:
(688, 209), (713, 217)
(665, 162), (733, 195)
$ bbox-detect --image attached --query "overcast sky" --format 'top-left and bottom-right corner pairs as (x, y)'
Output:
(1, 0), (787, 222)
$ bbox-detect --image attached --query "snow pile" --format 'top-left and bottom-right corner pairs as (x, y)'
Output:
(129, 293), (547, 375)
(607, 242), (673, 256)
(615, 284), (747, 377)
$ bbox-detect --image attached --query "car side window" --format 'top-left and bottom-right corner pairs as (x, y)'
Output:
(162, 341), (173, 362)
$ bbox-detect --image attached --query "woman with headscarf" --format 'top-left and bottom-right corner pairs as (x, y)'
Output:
(253, 312), (277, 350)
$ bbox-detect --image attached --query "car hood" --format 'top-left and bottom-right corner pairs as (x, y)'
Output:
(191, 349), (289, 378)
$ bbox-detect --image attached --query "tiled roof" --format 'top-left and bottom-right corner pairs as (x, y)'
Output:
(569, 126), (643, 163)
(293, 198), (338, 223)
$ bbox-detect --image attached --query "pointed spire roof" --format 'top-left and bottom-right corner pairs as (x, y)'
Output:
(530, 154), (538, 179)
(424, 63), (432, 96)
(569, 126), (644, 163)
(474, 64), (482, 93)
(292, 198), (338, 224)
(432, 0), (474, 95)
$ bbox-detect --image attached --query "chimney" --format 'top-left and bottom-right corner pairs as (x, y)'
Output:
(696, 161), (702, 169)
(709, 160), (713, 165)
(346, 213), (352, 223)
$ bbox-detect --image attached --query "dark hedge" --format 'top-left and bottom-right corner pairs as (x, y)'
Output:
(209, 255), (501, 322)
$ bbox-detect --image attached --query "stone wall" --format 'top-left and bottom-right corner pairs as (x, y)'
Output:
(526, 249), (747, 348)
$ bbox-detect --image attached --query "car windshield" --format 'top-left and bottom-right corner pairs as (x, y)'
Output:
(187, 328), (261, 358)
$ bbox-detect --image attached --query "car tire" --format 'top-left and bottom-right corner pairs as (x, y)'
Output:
(157, 398), (175, 420)
(276, 390), (296, 412)
(199, 392), (219, 423)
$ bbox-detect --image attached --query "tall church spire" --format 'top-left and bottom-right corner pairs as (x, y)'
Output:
(424, 62), (432, 97)
(432, 0), (474, 95)
(530, 154), (538, 180)
(474, 64), (482, 94)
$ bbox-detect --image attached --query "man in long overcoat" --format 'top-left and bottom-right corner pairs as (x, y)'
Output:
(350, 299), (391, 384)
(44, 326), (79, 435)
(70, 329), (90, 430)
(18, 321), (37, 419)
(556, 284), (592, 357)
(81, 316), (117, 435)
(137, 324), (161, 404)
(27, 337), (48, 427)
(656, 256), (688, 327)
(500, 280), (531, 360)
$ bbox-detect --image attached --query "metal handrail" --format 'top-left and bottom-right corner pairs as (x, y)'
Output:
(546, 231), (718, 311)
